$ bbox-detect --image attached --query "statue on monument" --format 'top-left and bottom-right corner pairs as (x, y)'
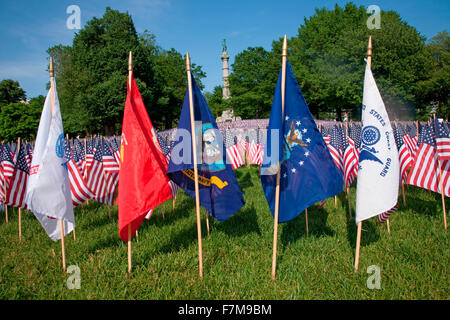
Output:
(222, 39), (227, 52)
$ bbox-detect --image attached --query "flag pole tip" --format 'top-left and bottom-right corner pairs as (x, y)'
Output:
(128, 51), (132, 71)
(49, 57), (54, 77)
(186, 52), (191, 71)
(282, 35), (288, 56)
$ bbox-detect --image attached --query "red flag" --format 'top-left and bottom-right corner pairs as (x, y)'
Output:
(118, 72), (172, 241)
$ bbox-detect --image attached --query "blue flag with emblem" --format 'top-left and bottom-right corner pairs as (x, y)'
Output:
(167, 74), (245, 221)
(260, 61), (343, 223)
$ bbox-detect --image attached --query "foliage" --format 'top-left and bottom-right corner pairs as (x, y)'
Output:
(0, 79), (26, 108)
(47, 7), (205, 136)
(228, 3), (431, 121)
(415, 30), (450, 120)
(228, 47), (280, 119)
(0, 96), (44, 141)
(152, 48), (206, 129)
(0, 166), (448, 299)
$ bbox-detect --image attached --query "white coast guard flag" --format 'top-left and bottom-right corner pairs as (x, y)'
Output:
(25, 78), (75, 241)
(355, 62), (399, 224)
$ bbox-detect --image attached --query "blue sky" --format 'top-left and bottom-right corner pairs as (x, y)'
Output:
(0, 0), (449, 98)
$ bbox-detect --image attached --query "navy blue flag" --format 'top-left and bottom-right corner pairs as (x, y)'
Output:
(260, 61), (343, 223)
(167, 74), (245, 222)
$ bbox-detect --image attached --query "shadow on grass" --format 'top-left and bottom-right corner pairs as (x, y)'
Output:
(86, 234), (122, 254)
(138, 195), (195, 233)
(215, 204), (261, 237)
(235, 170), (254, 190)
(155, 221), (198, 254)
(345, 208), (380, 251)
(403, 185), (445, 217)
(280, 204), (335, 246)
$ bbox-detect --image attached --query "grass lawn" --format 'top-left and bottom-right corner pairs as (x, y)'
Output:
(0, 166), (448, 299)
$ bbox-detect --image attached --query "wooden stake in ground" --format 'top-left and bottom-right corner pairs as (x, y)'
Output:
(4, 183), (8, 224)
(434, 115), (448, 232)
(128, 223), (132, 273)
(354, 35), (372, 272)
(50, 56), (67, 272)
(186, 52), (203, 279)
(205, 211), (210, 237)
(17, 137), (22, 240)
(127, 51), (133, 273)
(386, 219), (391, 234)
(305, 208), (309, 236)
(271, 34), (287, 281)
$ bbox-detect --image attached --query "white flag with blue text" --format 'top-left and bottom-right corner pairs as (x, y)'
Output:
(25, 78), (75, 241)
(355, 62), (399, 223)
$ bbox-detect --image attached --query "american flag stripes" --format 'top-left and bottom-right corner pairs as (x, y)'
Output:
(343, 136), (358, 188)
(225, 131), (245, 170)
(65, 140), (95, 206)
(394, 124), (413, 183)
(406, 125), (442, 194)
(328, 125), (344, 175)
(378, 204), (398, 222)
(435, 119), (450, 161)
(6, 142), (29, 209)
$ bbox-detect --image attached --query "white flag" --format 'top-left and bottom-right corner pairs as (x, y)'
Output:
(25, 78), (75, 241)
(355, 62), (399, 224)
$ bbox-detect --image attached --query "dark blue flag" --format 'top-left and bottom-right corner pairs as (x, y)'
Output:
(167, 74), (245, 221)
(260, 61), (343, 223)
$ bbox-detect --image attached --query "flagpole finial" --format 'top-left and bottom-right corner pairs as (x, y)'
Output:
(49, 57), (54, 78)
(186, 52), (191, 72)
(367, 35), (372, 68)
(282, 34), (287, 57)
(128, 51), (133, 72)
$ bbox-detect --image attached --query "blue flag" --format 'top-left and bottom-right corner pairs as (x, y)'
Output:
(167, 74), (245, 221)
(261, 61), (343, 223)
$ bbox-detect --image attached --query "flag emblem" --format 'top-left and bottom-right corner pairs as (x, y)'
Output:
(55, 134), (65, 158)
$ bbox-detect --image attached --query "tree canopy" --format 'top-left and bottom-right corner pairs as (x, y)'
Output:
(226, 3), (442, 121)
(48, 7), (205, 136)
(0, 79), (26, 108)
(0, 96), (44, 141)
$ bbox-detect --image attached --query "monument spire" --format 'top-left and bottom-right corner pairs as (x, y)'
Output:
(221, 39), (231, 99)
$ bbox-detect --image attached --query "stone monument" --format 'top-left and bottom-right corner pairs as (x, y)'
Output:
(216, 40), (241, 123)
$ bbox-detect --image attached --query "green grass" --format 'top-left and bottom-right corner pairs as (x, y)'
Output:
(0, 166), (448, 299)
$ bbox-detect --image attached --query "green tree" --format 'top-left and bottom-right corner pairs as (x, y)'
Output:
(0, 95), (44, 141)
(152, 49), (205, 129)
(0, 79), (27, 108)
(228, 3), (429, 121)
(48, 7), (205, 135)
(228, 47), (279, 119)
(415, 30), (450, 120)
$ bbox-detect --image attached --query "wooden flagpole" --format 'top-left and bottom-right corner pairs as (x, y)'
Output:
(186, 52), (203, 279)
(17, 137), (22, 240)
(205, 211), (210, 237)
(128, 223), (132, 273)
(127, 51), (133, 273)
(4, 180), (8, 224)
(345, 122), (352, 218)
(271, 34), (287, 281)
(50, 57), (66, 272)
(434, 115), (448, 232)
(66, 133), (76, 241)
(305, 208), (309, 236)
(355, 35), (372, 272)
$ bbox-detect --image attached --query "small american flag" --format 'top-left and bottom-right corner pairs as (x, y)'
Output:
(394, 124), (413, 183)
(64, 140), (94, 206)
(6, 142), (29, 209)
(407, 124), (441, 194)
(435, 119), (450, 161)
(328, 125), (344, 174)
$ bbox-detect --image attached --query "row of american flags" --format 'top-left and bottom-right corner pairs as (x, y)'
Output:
(1, 119), (449, 212)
